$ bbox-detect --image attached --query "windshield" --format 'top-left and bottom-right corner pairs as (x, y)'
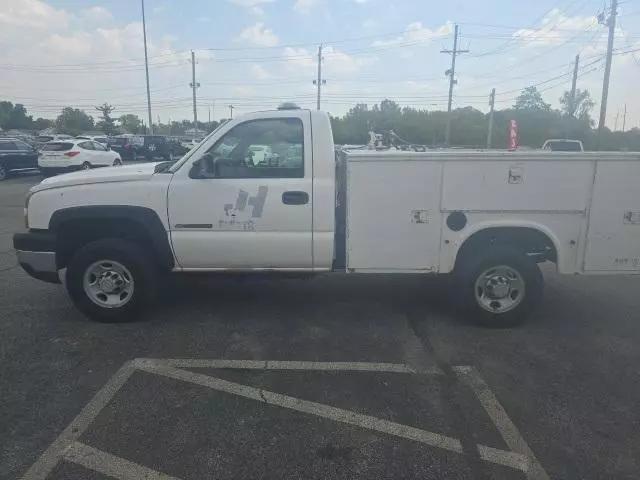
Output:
(168, 121), (227, 173)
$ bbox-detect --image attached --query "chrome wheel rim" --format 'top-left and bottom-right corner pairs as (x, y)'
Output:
(83, 260), (135, 308)
(82, 163), (91, 170)
(474, 265), (525, 313)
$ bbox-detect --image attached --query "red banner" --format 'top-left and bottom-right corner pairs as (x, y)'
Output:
(508, 119), (518, 150)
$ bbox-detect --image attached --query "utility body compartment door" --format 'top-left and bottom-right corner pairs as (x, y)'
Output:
(584, 161), (640, 272)
(167, 110), (313, 269)
(346, 159), (442, 272)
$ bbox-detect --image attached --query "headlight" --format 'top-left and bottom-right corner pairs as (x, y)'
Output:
(24, 191), (34, 229)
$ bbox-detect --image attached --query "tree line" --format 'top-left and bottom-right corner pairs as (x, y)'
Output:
(330, 87), (639, 151)
(1, 86), (638, 150)
(0, 101), (219, 137)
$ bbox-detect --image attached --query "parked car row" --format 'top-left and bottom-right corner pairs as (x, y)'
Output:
(0, 133), (194, 181)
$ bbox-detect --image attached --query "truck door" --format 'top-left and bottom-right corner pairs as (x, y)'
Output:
(167, 110), (313, 269)
(584, 161), (640, 272)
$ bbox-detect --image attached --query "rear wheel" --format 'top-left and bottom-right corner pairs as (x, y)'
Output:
(454, 246), (543, 327)
(81, 161), (91, 170)
(66, 238), (157, 322)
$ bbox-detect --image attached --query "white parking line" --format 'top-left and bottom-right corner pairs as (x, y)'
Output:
(19, 358), (548, 479)
(138, 361), (530, 473)
(454, 366), (551, 480)
(147, 358), (442, 375)
(64, 442), (182, 480)
(20, 361), (137, 480)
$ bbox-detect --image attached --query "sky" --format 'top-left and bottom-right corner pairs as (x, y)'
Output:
(1, 0), (639, 128)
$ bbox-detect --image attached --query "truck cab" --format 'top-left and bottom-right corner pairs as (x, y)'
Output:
(165, 108), (335, 270)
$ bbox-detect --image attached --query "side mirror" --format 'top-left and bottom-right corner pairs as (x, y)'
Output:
(189, 158), (205, 179)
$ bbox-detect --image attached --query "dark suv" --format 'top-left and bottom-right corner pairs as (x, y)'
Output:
(110, 135), (185, 161)
(108, 136), (139, 161)
(0, 138), (39, 180)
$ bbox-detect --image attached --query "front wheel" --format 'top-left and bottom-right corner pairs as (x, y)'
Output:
(66, 239), (157, 322)
(454, 246), (543, 328)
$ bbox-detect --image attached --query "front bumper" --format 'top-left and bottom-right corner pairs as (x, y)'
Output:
(13, 231), (61, 284)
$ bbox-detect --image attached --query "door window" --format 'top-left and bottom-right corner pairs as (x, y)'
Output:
(15, 141), (32, 151)
(193, 118), (304, 179)
(92, 141), (107, 151)
(79, 141), (94, 150)
(0, 141), (17, 151)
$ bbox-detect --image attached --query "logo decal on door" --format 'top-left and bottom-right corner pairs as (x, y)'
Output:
(219, 186), (268, 231)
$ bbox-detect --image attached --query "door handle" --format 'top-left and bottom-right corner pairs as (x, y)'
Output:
(282, 191), (309, 205)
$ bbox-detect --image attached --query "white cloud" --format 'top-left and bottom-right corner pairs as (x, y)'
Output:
(232, 85), (257, 96)
(283, 45), (374, 75)
(81, 6), (113, 23)
(237, 22), (279, 47)
(250, 64), (273, 79)
(362, 18), (377, 29)
(513, 9), (597, 47)
(0, 0), (70, 29)
(294, 0), (320, 14)
(372, 21), (452, 47)
(228, 0), (274, 15)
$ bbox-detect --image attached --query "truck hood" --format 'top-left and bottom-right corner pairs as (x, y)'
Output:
(31, 162), (164, 193)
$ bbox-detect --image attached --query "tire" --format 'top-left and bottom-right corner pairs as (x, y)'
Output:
(81, 161), (91, 170)
(454, 245), (543, 328)
(0, 163), (7, 181)
(113, 158), (122, 166)
(66, 238), (158, 322)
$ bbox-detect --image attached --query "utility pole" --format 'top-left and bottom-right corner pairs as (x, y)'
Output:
(189, 50), (200, 140)
(568, 54), (580, 117)
(229, 105), (234, 119)
(141, 0), (153, 134)
(622, 104), (627, 132)
(313, 44), (326, 111)
(441, 24), (469, 146)
(486, 88), (495, 149)
(597, 0), (618, 147)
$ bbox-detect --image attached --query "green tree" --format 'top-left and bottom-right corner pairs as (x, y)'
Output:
(559, 88), (595, 123)
(0, 101), (33, 130)
(55, 107), (94, 136)
(33, 117), (55, 131)
(514, 86), (551, 111)
(95, 103), (116, 135)
(118, 114), (143, 134)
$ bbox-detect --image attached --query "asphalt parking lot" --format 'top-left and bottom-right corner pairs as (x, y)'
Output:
(1, 173), (640, 480)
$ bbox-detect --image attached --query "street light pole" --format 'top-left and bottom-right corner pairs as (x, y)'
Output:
(141, 0), (153, 134)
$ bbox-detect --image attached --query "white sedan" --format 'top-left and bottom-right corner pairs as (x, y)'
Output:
(39, 139), (123, 176)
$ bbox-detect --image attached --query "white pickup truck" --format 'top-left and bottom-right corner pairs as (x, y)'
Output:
(13, 107), (640, 326)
